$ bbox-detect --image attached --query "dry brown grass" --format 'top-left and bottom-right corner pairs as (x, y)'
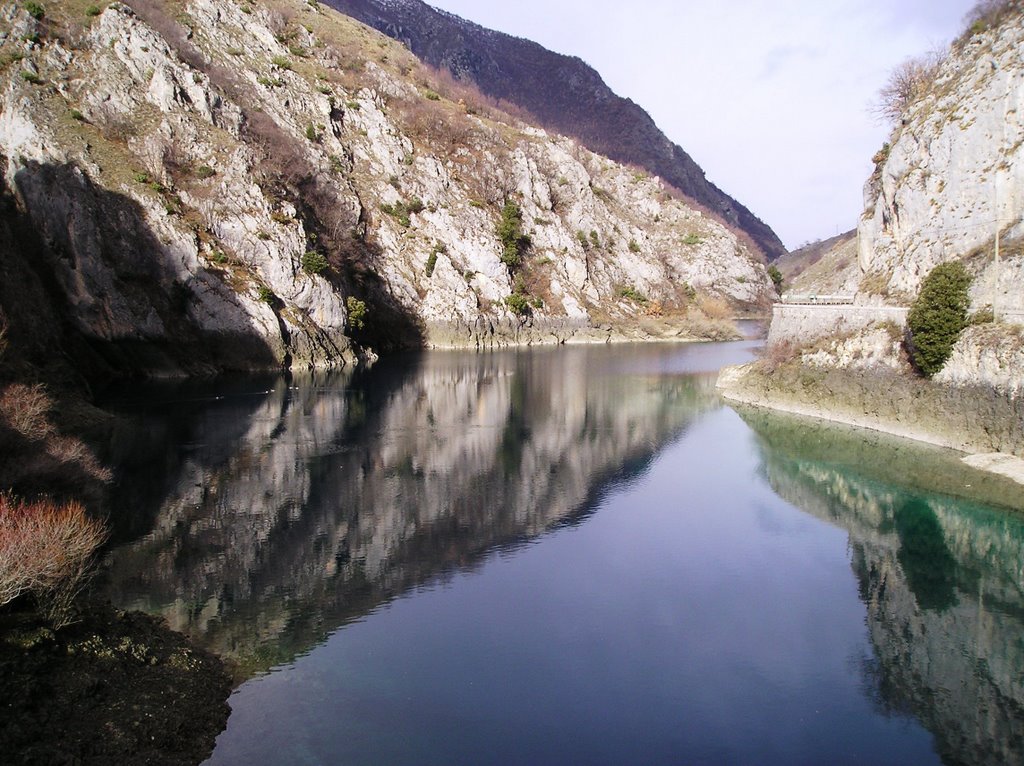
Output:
(0, 494), (106, 625)
(0, 383), (112, 500)
(758, 339), (800, 373)
(0, 383), (54, 442)
(697, 295), (733, 320)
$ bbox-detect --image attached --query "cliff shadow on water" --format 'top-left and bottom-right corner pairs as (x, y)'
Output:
(95, 347), (723, 680)
(737, 405), (1024, 766)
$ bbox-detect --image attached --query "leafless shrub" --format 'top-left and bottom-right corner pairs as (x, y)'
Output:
(697, 295), (733, 320)
(0, 310), (7, 361)
(870, 51), (945, 125)
(759, 339), (800, 373)
(90, 101), (137, 143)
(394, 96), (476, 147)
(0, 383), (54, 442)
(0, 494), (107, 626)
(962, 0), (1015, 36)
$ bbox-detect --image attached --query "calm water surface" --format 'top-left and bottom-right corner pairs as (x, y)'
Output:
(98, 341), (1024, 766)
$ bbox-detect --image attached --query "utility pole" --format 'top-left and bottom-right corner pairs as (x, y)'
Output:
(993, 75), (1007, 322)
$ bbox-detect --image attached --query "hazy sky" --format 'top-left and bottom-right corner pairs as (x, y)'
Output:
(425, 0), (980, 250)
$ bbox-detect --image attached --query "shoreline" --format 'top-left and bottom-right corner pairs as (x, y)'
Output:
(717, 363), (1024, 488)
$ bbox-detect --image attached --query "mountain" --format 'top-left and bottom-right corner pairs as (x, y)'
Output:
(773, 229), (859, 296)
(0, 0), (773, 381)
(322, 0), (787, 261)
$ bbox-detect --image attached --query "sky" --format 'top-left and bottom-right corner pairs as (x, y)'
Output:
(425, 0), (981, 250)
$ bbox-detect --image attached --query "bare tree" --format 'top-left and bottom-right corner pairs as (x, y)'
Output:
(870, 50), (945, 125)
(963, 0), (1013, 33)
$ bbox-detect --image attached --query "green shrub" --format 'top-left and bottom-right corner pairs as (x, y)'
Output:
(24, 1), (44, 20)
(271, 55), (292, 70)
(406, 197), (425, 214)
(683, 233), (703, 246)
(628, 239), (640, 253)
(906, 261), (972, 377)
(425, 243), (445, 277)
(85, 4), (102, 16)
(305, 124), (320, 142)
(346, 296), (367, 330)
(69, 108), (85, 121)
(768, 265), (784, 294)
(576, 230), (589, 250)
(289, 45), (308, 58)
(257, 286), (275, 304)
(302, 251), (328, 275)
(20, 70), (42, 84)
(195, 165), (216, 179)
(423, 89), (441, 101)
(619, 285), (648, 304)
(505, 293), (530, 315)
(496, 201), (529, 270)
(589, 230), (600, 249)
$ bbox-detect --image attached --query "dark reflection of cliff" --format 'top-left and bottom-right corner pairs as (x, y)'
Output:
(97, 347), (721, 678)
(739, 407), (1024, 766)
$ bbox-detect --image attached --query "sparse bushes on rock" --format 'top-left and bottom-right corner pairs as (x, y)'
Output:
(23, 1), (44, 20)
(346, 296), (367, 330)
(496, 200), (529, 270)
(962, 0), (1014, 39)
(301, 251), (328, 275)
(619, 285), (647, 304)
(906, 261), (972, 377)
(504, 292), (530, 316)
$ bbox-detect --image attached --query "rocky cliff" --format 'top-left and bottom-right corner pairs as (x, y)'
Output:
(322, 0), (787, 262)
(0, 0), (772, 378)
(858, 5), (1024, 311)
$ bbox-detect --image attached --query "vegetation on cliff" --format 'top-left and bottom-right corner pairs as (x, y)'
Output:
(906, 262), (971, 377)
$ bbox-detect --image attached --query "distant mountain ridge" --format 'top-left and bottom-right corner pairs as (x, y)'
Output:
(324, 0), (787, 261)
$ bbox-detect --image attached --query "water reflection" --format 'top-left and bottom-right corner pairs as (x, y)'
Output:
(740, 408), (1024, 766)
(98, 346), (733, 676)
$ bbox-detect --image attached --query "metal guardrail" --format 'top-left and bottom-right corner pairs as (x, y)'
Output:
(778, 295), (856, 305)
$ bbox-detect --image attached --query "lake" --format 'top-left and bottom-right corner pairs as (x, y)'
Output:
(97, 340), (1024, 765)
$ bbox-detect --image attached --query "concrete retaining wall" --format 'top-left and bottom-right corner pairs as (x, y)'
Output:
(767, 304), (910, 346)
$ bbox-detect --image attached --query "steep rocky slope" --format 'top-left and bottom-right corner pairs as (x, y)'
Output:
(774, 229), (860, 296)
(322, 0), (787, 261)
(0, 0), (773, 378)
(858, 5), (1024, 311)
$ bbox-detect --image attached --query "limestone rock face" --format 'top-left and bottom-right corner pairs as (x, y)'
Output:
(0, 0), (772, 375)
(935, 324), (1024, 395)
(857, 11), (1024, 309)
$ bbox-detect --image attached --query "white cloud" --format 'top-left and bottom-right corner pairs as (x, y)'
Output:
(425, 0), (978, 250)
